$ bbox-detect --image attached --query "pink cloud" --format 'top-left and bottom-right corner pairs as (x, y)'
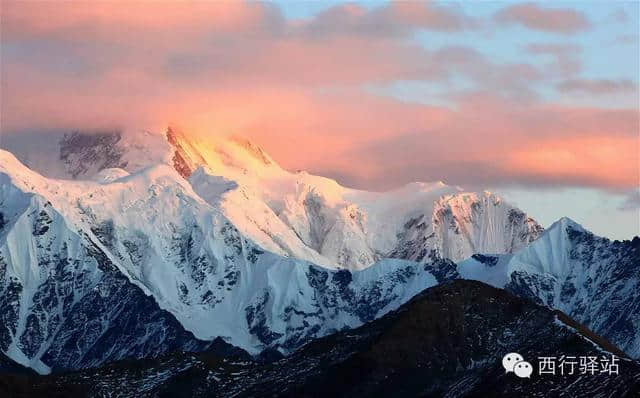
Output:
(304, 2), (478, 37)
(298, 96), (638, 191)
(495, 3), (591, 34)
(503, 135), (638, 188)
(0, 1), (637, 193)
(556, 79), (638, 94)
(1, 1), (284, 40)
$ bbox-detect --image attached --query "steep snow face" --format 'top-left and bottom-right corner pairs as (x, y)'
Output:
(458, 217), (640, 358)
(389, 191), (544, 263)
(0, 150), (444, 372)
(0, 159), (207, 374)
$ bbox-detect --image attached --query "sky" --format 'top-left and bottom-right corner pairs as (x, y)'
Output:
(0, 1), (638, 239)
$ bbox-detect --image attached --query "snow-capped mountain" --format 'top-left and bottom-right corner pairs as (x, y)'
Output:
(2, 128), (543, 271)
(0, 149), (445, 373)
(1, 127), (636, 378)
(458, 217), (640, 358)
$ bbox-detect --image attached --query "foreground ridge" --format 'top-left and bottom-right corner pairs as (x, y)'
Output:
(1, 280), (638, 397)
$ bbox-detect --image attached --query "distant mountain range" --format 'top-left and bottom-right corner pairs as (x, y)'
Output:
(0, 128), (637, 396)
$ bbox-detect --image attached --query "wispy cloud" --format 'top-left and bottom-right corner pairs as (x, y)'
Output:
(619, 190), (640, 211)
(302, 2), (479, 38)
(556, 79), (638, 95)
(525, 43), (582, 76)
(494, 2), (591, 34)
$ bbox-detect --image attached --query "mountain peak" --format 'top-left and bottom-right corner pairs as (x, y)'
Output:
(228, 136), (274, 167)
(549, 216), (587, 234)
(0, 148), (23, 168)
(0, 148), (48, 188)
(164, 126), (282, 180)
(165, 126), (206, 178)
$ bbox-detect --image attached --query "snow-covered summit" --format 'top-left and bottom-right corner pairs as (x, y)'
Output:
(549, 216), (587, 233)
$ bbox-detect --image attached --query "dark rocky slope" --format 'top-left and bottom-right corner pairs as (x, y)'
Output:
(2, 280), (638, 397)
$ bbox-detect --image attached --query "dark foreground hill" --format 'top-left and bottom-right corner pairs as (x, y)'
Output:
(1, 280), (639, 397)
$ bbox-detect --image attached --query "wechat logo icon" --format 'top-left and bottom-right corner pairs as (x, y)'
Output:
(502, 352), (532, 378)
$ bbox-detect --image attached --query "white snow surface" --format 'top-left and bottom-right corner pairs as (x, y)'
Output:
(458, 217), (590, 290)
